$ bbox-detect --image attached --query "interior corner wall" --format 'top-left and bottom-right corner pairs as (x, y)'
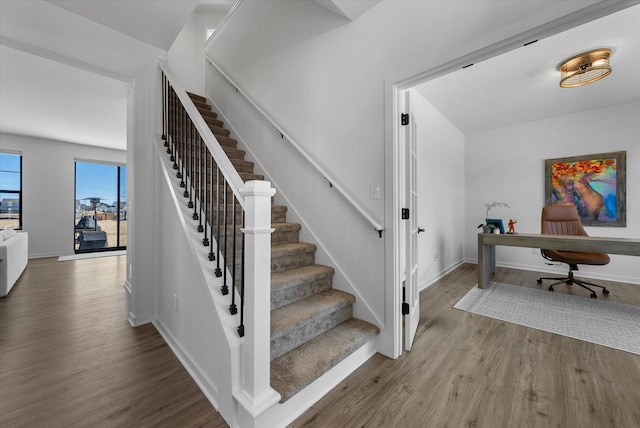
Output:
(0, 132), (126, 258)
(409, 90), (465, 289)
(127, 63), (162, 326)
(464, 101), (640, 284)
(168, 11), (227, 95)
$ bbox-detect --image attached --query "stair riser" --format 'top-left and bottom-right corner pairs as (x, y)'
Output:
(271, 276), (333, 310)
(271, 251), (315, 273)
(271, 305), (353, 361)
(210, 126), (231, 138)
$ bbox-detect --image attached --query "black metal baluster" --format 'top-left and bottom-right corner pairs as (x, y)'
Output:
(167, 86), (174, 155)
(188, 121), (194, 209)
(192, 133), (200, 220)
(161, 73), (167, 142)
(197, 136), (204, 231)
(202, 149), (210, 246)
(175, 104), (182, 173)
(208, 157), (215, 261)
(170, 88), (176, 161)
(221, 177), (229, 295)
(198, 150), (211, 239)
(229, 194), (237, 315)
(191, 134), (202, 222)
(238, 212), (245, 337)
(215, 166), (222, 277)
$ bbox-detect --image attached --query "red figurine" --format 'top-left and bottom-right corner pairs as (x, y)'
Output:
(508, 219), (517, 234)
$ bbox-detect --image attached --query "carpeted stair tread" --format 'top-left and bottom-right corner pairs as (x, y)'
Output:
(187, 92), (207, 103)
(271, 289), (354, 336)
(222, 147), (246, 159)
(271, 242), (316, 258)
(272, 264), (334, 292)
(193, 100), (211, 110)
(203, 115), (224, 128)
(198, 108), (218, 119)
(229, 159), (254, 172)
(270, 289), (355, 360)
(271, 265), (335, 309)
(271, 242), (316, 272)
(213, 135), (238, 148)
(209, 124), (231, 137)
(271, 318), (380, 402)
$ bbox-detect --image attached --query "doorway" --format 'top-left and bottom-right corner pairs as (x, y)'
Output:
(74, 161), (127, 253)
(384, 2), (635, 358)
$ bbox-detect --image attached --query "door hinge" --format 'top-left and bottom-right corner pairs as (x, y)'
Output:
(401, 208), (409, 220)
(402, 286), (409, 315)
(402, 302), (410, 315)
(401, 113), (409, 126)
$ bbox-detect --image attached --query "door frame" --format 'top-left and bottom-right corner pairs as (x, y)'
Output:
(382, 1), (633, 359)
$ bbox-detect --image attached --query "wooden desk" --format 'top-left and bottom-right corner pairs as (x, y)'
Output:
(477, 233), (640, 288)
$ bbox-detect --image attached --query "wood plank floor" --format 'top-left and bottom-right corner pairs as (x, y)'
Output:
(291, 264), (640, 428)
(2, 258), (639, 427)
(0, 256), (228, 428)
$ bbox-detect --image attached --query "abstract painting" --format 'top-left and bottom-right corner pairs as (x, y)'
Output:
(545, 151), (626, 227)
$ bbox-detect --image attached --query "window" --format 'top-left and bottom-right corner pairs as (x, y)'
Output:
(0, 152), (22, 229)
(74, 161), (127, 252)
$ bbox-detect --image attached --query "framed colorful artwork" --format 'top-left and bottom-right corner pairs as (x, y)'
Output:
(544, 151), (626, 227)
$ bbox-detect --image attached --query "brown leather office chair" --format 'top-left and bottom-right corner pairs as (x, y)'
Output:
(537, 204), (610, 298)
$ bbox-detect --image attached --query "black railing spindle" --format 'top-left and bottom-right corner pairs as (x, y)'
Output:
(221, 177), (229, 295)
(229, 193), (237, 315)
(215, 165), (222, 277)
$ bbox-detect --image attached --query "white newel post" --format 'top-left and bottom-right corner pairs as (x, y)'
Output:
(235, 180), (281, 424)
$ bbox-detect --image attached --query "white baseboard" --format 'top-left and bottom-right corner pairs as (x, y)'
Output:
(127, 311), (152, 327)
(419, 259), (465, 292)
(153, 317), (221, 409)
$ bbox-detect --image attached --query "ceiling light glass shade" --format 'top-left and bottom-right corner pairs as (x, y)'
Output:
(559, 48), (612, 88)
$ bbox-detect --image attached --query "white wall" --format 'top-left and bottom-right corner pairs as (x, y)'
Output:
(409, 90), (465, 289)
(168, 10), (227, 95)
(465, 101), (640, 284)
(204, 0), (605, 356)
(0, 132), (126, 258)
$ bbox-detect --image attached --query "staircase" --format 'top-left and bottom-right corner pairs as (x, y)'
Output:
(185, 92), (379, 403)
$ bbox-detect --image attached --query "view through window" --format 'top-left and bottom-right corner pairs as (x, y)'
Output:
(74, 161), (127, 252)
(0, 152), (22, 229)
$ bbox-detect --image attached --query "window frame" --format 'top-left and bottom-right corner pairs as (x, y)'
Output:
(0, 152), (23, 230)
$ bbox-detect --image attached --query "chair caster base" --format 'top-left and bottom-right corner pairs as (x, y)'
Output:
(591, 293), (597, 299)
(548, 286), (554, 292)
(537, 279), (542, 285)
(603, 289), (610, 295)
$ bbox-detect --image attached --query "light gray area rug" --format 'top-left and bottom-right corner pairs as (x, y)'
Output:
(454, 282), (640, 355)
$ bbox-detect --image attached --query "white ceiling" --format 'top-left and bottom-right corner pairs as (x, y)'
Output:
(45, 0), (198, 51)
(0, 45), (129, 150)
(415, 4), (640, 134)
(196, 0), (237, 14)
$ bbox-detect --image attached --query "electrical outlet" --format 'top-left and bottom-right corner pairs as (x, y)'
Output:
(173, 294), (178, 312)
(370, 183), (380, 199)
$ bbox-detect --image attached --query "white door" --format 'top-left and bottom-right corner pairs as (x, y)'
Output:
(403, 93), (420, 351)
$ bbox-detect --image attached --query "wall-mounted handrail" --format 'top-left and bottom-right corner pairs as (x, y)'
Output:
(158, 57), (245, 209)
(204, 54), (384, 237)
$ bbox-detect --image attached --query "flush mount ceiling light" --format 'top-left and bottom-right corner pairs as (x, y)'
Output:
(559, 48), (612, 88)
